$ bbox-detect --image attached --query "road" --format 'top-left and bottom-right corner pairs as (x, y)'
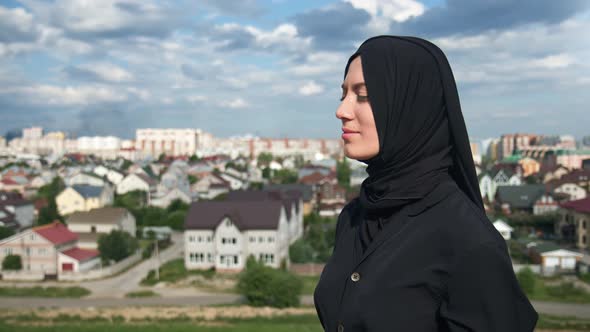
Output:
(2, 232), (590, 319)
(0, 231), (185, 298)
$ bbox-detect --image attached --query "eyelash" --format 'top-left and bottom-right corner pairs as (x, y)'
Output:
(340, 94), (369, 102)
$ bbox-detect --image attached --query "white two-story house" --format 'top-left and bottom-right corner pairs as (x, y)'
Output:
(183, 200), (297, 271)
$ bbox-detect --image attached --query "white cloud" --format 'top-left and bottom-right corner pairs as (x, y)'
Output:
(299, 81), (325, 96)
(531, 54), (575, 69)
(186, 95), (207, 103)
(0, 84), (127, 105)
(346, 0), (424, 22)
(79, 62), (135, 82)
(221, 98), (249, 109)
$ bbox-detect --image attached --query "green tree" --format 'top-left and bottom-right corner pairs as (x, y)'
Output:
(272, 169), (298, 184)
(166, 199), (189, 213)
(189, 154), (200, 163)
(294, 154), (305, 169)
(188, 174), (198, 184)
(2, 254), (22, 270)
(289, 238), (315, 263)
(0, 226), (15, 240)
(257, 152), (273, 166)
(98, 230), (139, 263)
(516, 267), (536, 295)
(114, 190), (147, 213)
(166, 210), (186, 230)
(262, 167), (271, 180)
(236, 256), (302, 308)
(336, 158), (351, 188)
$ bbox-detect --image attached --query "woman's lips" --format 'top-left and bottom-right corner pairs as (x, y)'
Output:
(342, 129), (359, 140)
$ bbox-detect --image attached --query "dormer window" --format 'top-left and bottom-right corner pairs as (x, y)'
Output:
(226, 219), (232, 227)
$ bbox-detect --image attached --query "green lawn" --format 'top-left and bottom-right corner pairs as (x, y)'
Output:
(0, 315), (323, 332)
(0, 313), (589, 331)
(527, 278), (590, 304)
(141, 258), (216, 286)
(298, 275), (319, 295)
(0, 286), (90, 298)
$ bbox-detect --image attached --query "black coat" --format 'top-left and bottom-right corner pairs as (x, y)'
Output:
(313, 180), (538, 332)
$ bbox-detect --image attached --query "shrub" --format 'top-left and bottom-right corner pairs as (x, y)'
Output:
(236, 256), (302, 308)
(2, 254), (22, 270)
(516, 267), (536, 295)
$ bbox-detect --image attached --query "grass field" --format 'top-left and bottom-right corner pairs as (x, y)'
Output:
(0, 286), (90, 298)
(1, 313), (589, 331)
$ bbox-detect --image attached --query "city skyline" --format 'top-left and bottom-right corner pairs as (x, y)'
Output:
(1, 0), (589, 140)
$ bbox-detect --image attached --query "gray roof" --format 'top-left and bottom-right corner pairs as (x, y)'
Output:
(227, 189), (302, 219)
(264, 183), (313, 202)
(67, 207), (129, 225)
(184, 200), (283, 230)
(71, 185), (104, 199)
(496, 185), (546, 209)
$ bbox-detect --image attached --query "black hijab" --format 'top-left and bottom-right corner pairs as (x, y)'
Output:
(343, 36), (484, 245)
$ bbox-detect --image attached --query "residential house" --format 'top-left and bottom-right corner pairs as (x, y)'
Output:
(518, 157), (541, 177)
(492, 219), (513, 240)
(533, 193), (560, 215)
(218, 172), (247, 191)
(142, 226), (172, 241)
(558, 197), (590, 249)
(93, 166), (124, 185)
(478, 173), (495, 202)
(0, 221), (100, 278)
(184, 200), (296, 271)
(0, 176), (29, 195)
(527, 242), (583, 275)
(149, 187), (192, 208)
(116, 173), (157, 196)
(264, 183), (315, 216)
(541, 165), (570, 183)
(0, 208), (18, 230)
(0, 191), (35, 230)
(191, 173), (231, 200)
(66, 207), (136, 249)
(226, 189), (304, 243)
(495, 184), (546, 214)
(56, 184), (114, 216)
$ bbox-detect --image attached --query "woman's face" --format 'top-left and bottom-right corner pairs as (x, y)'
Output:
(336, 56), (380, 160)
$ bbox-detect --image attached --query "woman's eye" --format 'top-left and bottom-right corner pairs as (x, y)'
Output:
(357, 95), (369, 102)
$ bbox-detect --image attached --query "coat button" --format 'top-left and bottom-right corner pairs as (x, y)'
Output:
(338, 322), (344, 332)
(351, 272), (360, 282)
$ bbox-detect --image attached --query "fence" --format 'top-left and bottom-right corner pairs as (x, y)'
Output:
(58, 251), (142, 281)
(290, 263), (325, 276)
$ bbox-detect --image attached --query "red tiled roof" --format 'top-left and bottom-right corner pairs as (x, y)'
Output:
(1, 177), (19, 185)
(60, 247), (99, 262)
(33, 221), (78, 245)
(560, 197), (590, 214)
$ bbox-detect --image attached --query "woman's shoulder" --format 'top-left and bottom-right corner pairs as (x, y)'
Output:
(426, 182), (506, 252)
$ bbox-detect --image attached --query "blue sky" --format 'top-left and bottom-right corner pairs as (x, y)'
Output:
(0, 0), (588, 141)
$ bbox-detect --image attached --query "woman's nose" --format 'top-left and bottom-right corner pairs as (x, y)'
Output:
(336, 99), (353, 120)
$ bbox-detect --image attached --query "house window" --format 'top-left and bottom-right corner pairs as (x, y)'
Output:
(232, 238), (237, 244)
(198, 236), (202, 243)
(222, 238), (227, 244)
(220, 255), (225, 264)
(25, 248), (30, 256)
(258, 236), (264, 243)
(4, 248), (12, 255)
(189, 236), (195, 242)
(583, 235), (587, 244)
(268, 236), (274, 243)
(207, 253), (213, 262)
(249, 236), (255, 243)
(30, 234), (36, 241)
(226, 219), (232, 227)
(234, 256), (238, 264)
(91, 226), (96, 233)
(207, 236), (212, 242)
(583, 221), (587, 230)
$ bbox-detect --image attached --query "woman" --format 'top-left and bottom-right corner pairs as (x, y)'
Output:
(313, 36), (538, 331)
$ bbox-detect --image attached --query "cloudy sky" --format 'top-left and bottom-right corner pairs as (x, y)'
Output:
(0, 0), (589, 141)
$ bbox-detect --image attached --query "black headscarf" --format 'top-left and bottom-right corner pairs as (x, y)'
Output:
(343, 36), (483, 242)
